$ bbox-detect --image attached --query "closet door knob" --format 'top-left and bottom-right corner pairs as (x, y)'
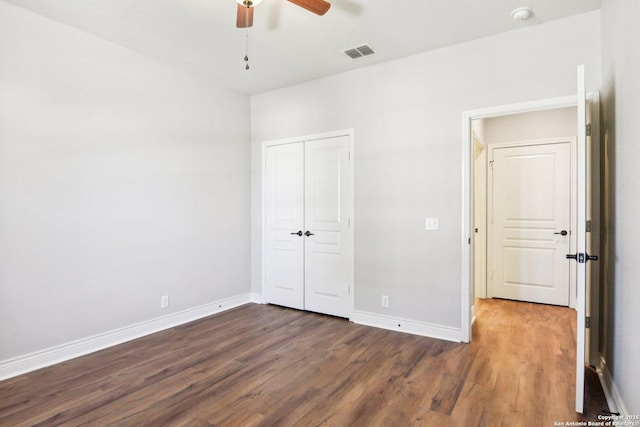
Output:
(290, 231), (303, 236)
(304, 231), (315, 237)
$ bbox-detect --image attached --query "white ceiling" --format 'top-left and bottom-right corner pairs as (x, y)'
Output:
(2, 0), (601, 95)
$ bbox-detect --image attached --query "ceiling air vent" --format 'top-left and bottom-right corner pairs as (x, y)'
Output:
(343, 44), (376, 60)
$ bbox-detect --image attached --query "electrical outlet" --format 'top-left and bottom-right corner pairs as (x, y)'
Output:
(160, 295), (169, 308)
(381, 295), (389, 308)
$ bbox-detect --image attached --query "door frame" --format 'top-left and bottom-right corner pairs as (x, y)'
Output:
(461, 94), (600, 343)
(485, 138), (577, 306)
(261, 129), (355, 318)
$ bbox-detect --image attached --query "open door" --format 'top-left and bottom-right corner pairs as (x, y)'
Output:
(568, 65), (598, 414)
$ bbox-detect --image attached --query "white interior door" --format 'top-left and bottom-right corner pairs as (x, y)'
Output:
(263, 134), (353, 318)
(304, 136), (351, 318)
(489, 141), (572, 306)
(573, 64), (590, 414)
(264, 142), (305, 310)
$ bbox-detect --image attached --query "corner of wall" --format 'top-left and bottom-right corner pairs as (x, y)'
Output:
(598, 355), (630, 415)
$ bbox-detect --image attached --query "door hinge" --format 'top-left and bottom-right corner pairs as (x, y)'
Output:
(586, 220), (592, 233)
(586, 123), (592, 137)
(585, 316), (591, 328)
(468, 237), (471, 245)
(489, 160), (495, 167)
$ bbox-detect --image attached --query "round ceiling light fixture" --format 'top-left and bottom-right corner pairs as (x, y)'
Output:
(511, 7), (532, 21)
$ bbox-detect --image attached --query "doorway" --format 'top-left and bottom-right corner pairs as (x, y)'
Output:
(461, 96), (585, 343)
(470, 108), (577, 307)
(463, 84), (601, 414)
(470, 107), (579, 336)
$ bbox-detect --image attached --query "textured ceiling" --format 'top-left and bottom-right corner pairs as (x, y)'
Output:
(2, 0), (601, 95)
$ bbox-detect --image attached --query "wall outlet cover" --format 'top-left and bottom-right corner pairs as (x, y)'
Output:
(425, 217), (439, 231)
(381, 295), (389, 308)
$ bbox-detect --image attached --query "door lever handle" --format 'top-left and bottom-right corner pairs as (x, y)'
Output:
(304, 231), (315, 237)
(554, 230), (568, 236)
(566, 253), (599, 263)
(290, 231), (303, 236)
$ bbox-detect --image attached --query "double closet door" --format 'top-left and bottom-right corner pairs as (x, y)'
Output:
(263, 134), (353, 318)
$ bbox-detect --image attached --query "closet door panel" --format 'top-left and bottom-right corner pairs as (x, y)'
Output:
(304, 136), (351, 318)
(264, 142), (305, 309)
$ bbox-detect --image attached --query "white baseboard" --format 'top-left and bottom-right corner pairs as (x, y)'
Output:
(250, 292), (265, 304)
(351, 310), (462, 342)
(598, 355), (629, 415)
(0, 293), (253, 381)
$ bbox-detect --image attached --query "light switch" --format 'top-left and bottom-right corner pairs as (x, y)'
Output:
(425, 217), (439, 231)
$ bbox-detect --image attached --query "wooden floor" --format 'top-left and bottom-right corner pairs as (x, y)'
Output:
(0, 299), (609, 426)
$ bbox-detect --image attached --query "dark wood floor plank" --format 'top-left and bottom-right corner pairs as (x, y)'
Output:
(0, 299), (610, 426)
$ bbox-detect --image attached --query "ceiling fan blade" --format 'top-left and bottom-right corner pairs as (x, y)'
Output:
(236, 4), (254, 28)
(287, 0), (331, 16)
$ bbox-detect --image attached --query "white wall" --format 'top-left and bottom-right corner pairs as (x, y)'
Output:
(251, 12), (601, 332)
(600, 0), (640, 413)
(483, 107), (577, 144)
(0, 2), (251, 361)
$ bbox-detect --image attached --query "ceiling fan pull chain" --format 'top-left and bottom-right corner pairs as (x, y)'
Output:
(244, 28), (250, 70)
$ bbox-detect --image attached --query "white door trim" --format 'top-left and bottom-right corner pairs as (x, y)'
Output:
(461, 95), (599, 343)
(261, 129), (355, 318)
(486, 137), (577, 306)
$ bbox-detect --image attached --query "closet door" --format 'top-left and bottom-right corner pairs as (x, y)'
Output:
(304, 136), (351, 317)
(263, 134), (353, 318)
(264, 142), (305, 309)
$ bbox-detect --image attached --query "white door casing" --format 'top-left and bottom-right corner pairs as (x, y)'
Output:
(474, 136), (488, 299)
(488, 140), (573, 306)
(263, 131), (354, 319)
(462, 96), (579, 344)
